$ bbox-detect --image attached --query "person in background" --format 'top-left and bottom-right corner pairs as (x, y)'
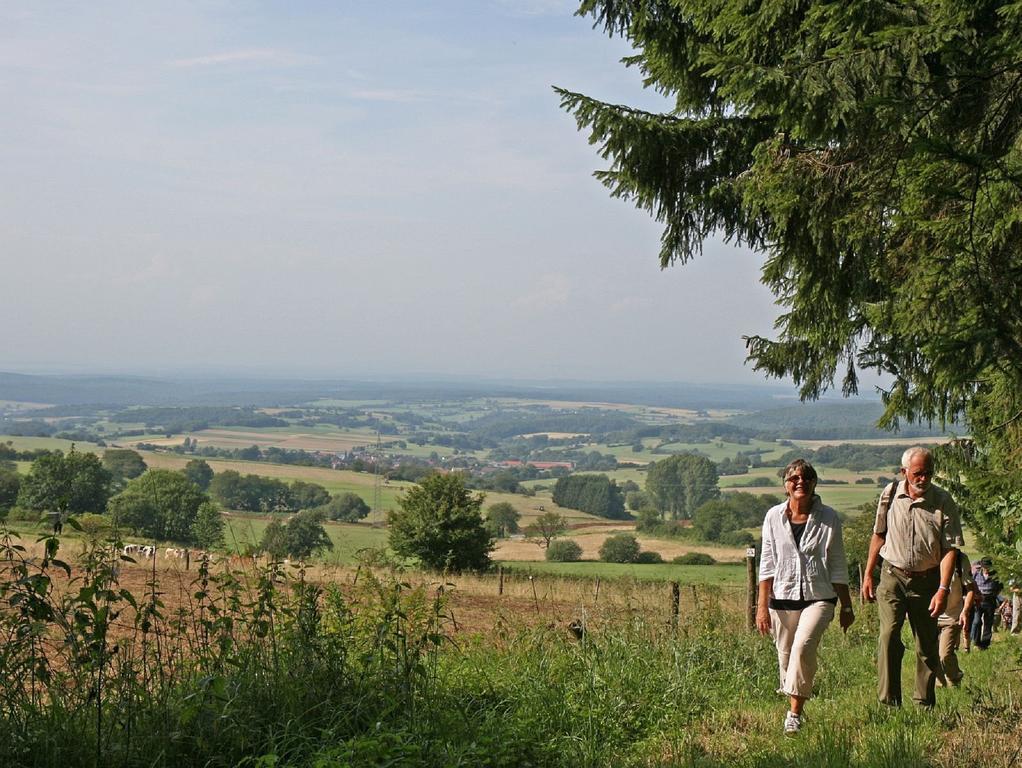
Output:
(997, 594), (1012, 632)
(1010, 580), (1021, 634)
(964, 560), (981, 653)
(757, 459), (854, 735)
(972, 557), (1002, 650)
(861, 446), (965, 707)
(936, 549), (976, 688)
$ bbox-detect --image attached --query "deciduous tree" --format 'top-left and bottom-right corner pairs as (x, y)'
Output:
(183, 459), (214, 491)
(388, 473), (492, 571)
(260, 510), (333, 561)
(191, 500), (225, 550)
(102, 449), (147, 485)
(645, 454), (719, 520)
(17, 448), (112, 518)
(108, 469), (208, 543)
(485, 501), (521, 538)
(525, 511), (568, 549)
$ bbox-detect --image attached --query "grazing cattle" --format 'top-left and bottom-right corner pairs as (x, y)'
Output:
(140, 545), (156, 559)
(123, 544), (140, 557)
(165, 547), (186, 560)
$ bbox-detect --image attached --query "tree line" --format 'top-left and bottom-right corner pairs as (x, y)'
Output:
(1, 448), (373, 559)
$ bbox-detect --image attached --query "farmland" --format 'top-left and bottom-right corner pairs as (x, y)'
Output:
(1, 387), (943, 563)
(1, 380), (1013, 767)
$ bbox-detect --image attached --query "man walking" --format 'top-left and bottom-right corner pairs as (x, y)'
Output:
(861, 446), (965, 707)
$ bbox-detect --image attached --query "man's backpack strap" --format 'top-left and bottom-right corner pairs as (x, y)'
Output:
(880, 481), (898, 522)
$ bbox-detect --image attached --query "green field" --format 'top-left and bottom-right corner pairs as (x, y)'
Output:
(223, 516), (389, 561)
(1, 435), (104, 453)
(723, 481), (881, 515)
(499, 560), (749, 585)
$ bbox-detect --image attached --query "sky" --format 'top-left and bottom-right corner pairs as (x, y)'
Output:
(1, 1), (789, 386)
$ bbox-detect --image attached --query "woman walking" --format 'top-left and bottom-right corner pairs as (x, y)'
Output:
(756, 459), (855, 734)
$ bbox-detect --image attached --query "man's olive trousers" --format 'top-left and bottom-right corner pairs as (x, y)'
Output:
(876, 565), (941, 706)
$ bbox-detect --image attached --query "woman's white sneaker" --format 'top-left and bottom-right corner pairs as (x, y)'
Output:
(783, 712), (801, 734)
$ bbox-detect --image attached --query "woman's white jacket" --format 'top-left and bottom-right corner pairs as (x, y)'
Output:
(758, 496), (849, 601)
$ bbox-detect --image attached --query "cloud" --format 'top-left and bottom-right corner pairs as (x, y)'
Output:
(494, 0), (577, 17)
(512, 273), (573, 311)
(167, 49), (307, 69)
(348, 88), (431, 104)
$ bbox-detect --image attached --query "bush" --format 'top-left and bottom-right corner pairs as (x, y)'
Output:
(728, 475), (778, 487)
(320, 492), (371, 522)
(546, 539), (583, 562)
(73, 513), (113, 538)
(599, 533), (640, 563)
(719, 529), (755, 547)
(634, 507), (661, 531)
(4, 507), (42, 523)
(634, 550), (664, 564)
(673, 552), (716, 565)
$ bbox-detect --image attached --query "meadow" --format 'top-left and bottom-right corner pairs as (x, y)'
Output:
(1, 527), (1018, 768)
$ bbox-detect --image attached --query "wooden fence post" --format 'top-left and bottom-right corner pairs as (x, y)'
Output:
(671, 581), (680, 630)
(498, 566), (504, 596)
(746, 547), (757, 632)
(594, 577), (601, 603)
(185, 548), (190, 571)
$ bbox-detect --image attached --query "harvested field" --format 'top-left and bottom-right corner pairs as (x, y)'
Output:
(137, 428), (389, 453)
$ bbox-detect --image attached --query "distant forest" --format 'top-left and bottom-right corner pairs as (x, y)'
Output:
(727, 402), (951, 439)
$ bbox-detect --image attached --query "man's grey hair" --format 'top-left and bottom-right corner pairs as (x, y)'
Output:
(901, 446), (933, 469)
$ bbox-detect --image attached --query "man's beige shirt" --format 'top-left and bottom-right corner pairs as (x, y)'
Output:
(873, 480), (965, 571)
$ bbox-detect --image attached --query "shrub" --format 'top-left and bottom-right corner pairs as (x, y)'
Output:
(546, 539), (583, 562)
(73, 513), (113, 537)
(4, 506), (42, 523)
(634, 507), (661, 531)
(673, 552), (716, 565)
(599, 533), (640, 563)
(719, 529), (755, 547)
(634, 550), (664, 564)
(320, 492), (371, 522)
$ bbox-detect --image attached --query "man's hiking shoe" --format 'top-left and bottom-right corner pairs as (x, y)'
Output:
(783, 712), (801, 735)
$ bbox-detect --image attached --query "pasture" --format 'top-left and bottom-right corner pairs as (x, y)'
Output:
(222, 515), (389, 563)
(493, 525), (744, 563)
(499, 560), (749, 585)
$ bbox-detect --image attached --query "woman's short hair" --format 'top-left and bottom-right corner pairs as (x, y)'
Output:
(783, 458), (818, 484)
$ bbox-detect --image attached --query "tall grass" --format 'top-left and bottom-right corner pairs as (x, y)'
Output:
(1, 524), (1019, 767)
